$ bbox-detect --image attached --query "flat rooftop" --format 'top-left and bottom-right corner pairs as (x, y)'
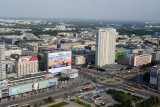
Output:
(100, 64), (128, 71)
(7, 71), (53, 82)
(61, 69), (78, 74)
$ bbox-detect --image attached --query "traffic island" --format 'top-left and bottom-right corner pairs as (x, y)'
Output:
(48, 102), (69, 107)
(70, 99), (91, 107)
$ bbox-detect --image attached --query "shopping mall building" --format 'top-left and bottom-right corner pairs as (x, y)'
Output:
(0, 72), (58, 99)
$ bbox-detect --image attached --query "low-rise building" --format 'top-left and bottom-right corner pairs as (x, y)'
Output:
(152, 52), (160, 61)
(117, 54), (151, 66)
(134, 54), (151, 66)
(5, 49), (22, 56)
(5, 57), (15, 73)
(85, 52), (95, 65)
(19, 42), (38, 53)
(72, 55), (86, 65)
(61, 69), (78, 78)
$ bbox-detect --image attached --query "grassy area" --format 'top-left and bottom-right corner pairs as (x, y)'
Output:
(107, 89), (143, 103)
(34, 96), (55, 107)
(79, 98), (102, 107)
(107, 81), (115, 84)
(48, 102), (68, 107)
(70, 99), (91, 107)
(152, 103), (160, 107)
(153, 103), (160, 107)
(136, 96), (160, 107)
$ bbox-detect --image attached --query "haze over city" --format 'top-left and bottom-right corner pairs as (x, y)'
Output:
(0, 0), (160, 21)
(0, 0), (160, 107)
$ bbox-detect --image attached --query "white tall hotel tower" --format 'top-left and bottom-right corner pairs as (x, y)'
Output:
(95, 28), (118, 67)
(0, 42), (6, 80)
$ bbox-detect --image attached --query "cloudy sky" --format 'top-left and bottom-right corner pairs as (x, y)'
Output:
(0, 0), (160, 21)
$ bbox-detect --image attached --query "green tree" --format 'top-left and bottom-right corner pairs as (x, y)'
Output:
(88, 65), (95, 69)
(124, 100), (132, 107)
(58, 77), (64, 82)
(34, 104), (38, 107)
(38, 54), (42, 60)
(136, 96), (160, 107)
(125, 67), (132, 70)
(65, 77), (70, 82)
(82, 64), (88, 68)
(120, 68), (123, 71)
(48, 96), (54, 103)
(100, 103), (105, 106)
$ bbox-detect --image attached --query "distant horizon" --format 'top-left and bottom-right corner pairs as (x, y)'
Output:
(0, 0), (159, 22)
(0, 16), (154, 23)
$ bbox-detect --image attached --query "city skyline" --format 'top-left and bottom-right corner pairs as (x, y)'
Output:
(0, 0), (160, 105)
(0, 0), (160, 21)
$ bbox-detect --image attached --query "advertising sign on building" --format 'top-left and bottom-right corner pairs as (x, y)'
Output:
(44, 74), (54, 78)
(18, 57), (38, 62)
(12, 87), (21, 95)
(48, 79), (57, 87)
(32, 83), (39, 91)
(150, 68), (158, 85)
(48, 51), (71, 73)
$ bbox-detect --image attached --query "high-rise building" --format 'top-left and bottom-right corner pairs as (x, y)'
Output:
(95, 28), (117, 67)
(15, 56), (38, 76)
(149, 66), (160, 91)
(42, 51), (72, 73)
(0, 42), (6, 80)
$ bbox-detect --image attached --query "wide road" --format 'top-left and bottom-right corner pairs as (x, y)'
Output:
(0, 79), (91, 107)
(80, 70), (160, 98)
(1, 70), (160, 107)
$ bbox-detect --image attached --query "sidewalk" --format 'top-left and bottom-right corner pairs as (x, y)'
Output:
(69, 96), (95, 107)
(16, 83), (95, 106)
(79, 99), (95, 107)
(42, 98), (83, 107)
(42, 99), (63, 107)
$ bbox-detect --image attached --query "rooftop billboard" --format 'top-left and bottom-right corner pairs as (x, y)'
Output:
(48, 51), (71, 73)
(18, 57), (38, 62)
